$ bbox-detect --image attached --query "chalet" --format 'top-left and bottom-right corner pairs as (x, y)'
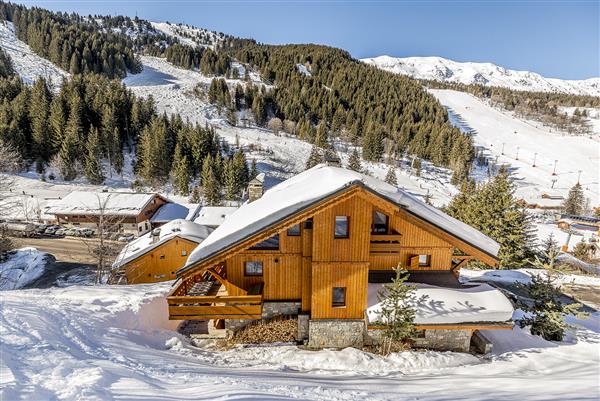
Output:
(167, 165), (513, 352)
(47, 191), (169, 236)
(112, 219), (212, 284)
(151, 203), (202, 228)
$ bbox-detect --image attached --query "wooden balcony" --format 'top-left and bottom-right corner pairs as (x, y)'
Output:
(369, 234), (402, 255)
(167, 271), (263, 320)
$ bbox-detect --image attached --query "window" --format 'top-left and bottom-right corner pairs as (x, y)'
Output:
(250, 234), (280, 250)
(181, 249), (187, 256)
(334, 216), (349, 238)
(418, 254), (431, 267)
(138, 226), (143, 232)
(287, 224), (301, 236)
(332, 287), (346, 307)
(159, 254), (165, 260)
(371, 211), (389, 234)
(304, 218), (313, 229)
(244, 261), (263, 276)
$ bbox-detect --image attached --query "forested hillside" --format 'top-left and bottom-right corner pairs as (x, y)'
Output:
(0, 2), (477, 186)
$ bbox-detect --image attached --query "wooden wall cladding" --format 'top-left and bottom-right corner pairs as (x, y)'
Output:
(125, 237), (199, 284)
(312, 195), (371, 263)
(310, 262), (369, 319)
(369, 247), (453, 270)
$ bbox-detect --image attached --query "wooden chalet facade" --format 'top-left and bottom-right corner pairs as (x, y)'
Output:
(112, 220), (211, 284)
(167, 166), (512, 350)
(48, 192), (169, 236)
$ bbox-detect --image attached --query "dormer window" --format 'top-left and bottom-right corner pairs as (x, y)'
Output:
(372, 211), (389, 234)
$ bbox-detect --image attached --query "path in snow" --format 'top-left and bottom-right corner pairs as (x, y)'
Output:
(1, 282), (599, 400)
(0, 21), (69, 86)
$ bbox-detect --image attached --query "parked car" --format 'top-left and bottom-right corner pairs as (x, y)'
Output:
(34, 224), (48, 234)
(117, 233), (135, 242)
(77, 228), (94, 237)
(54, 228), (66, 236)
(65, 228), (79, 236)
(1, 222), (37, 237)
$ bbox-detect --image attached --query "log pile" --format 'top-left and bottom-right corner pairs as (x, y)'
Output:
(233, 317), (298, 344)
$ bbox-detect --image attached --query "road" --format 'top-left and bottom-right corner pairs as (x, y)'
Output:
(12, 236), (122, 265)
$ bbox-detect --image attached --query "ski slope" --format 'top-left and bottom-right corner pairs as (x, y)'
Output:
(363, 56), (600, 96)
(0, 21), (69, 86)
(431, 89), (600, 204)
(1, 281), (599, 400)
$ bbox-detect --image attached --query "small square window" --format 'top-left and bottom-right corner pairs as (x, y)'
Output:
(334, 216), (349, 238)
(287, 224), (301, 236)
(418, 254), (431, 266)
(244, 261), (263, 276)
(332, 287), (346, 307)
(181, 249), (187, 256)
(160, 254), (166, 260)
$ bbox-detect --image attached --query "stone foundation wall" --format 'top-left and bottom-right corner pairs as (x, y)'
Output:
(297, 314), (310, 341)
(262, 302), (301, 320)
(308, 319), (365, 349)
(366, 328), (473, 353)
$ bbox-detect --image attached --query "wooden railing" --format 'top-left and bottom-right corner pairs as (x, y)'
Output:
(369, 234), (402, 255)
(167, 276), (263, 320)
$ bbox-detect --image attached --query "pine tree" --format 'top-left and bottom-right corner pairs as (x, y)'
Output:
(201, 155), (221, 206)
(446, 168), (534, 268)
(385, 167), (398, 186)
(171, 143), (191, 195)
(413, 158), (422, 177)
(375, 265), (417, 355)
(562, 183), (586, 215)
(59, 96), (83, 180)
(347, 148), (362, 172)
(249, 158), (258, 180)
(29, 78), (52, 163)
(305, 145), (323, 170)
(84, 126), (105, 185)
(49, 96), (66, 153)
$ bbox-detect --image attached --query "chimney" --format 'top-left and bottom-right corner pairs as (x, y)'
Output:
(151, 227), (161, 243)
(324, 151), (341, 167)
(248, 173), (265, 203)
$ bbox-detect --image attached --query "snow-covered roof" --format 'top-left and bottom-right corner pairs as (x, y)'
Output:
(367, 283), (514, 324)
(192, 206), (238, 227)
(112, 219), (212, 269)
(181, 165), (500, 274)
(151, 203), (201, 223)
(47, 191), (167, 217)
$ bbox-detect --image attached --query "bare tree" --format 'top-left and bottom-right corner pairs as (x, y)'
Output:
(81, 194), (126, 284)
(0, 140), (23, 255)
(267, 117), (283, 135)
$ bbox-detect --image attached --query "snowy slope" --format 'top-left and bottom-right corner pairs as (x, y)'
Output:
(150, 22), (225, 49)
(363, 56), (600, 96)
(431, 89), (599, 204)
(1, 282), (599, 400)
(0, 21), (69, 86)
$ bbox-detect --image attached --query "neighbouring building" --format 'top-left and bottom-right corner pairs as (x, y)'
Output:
(151, 203), (202, 228)
(112, 219), (212, 284)
(47, 191), (169, 236)
(192, 206), (238, 229)
(167, 165), (513, 352)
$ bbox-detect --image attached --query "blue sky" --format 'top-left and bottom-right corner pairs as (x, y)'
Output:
(20, 1), (599, 79)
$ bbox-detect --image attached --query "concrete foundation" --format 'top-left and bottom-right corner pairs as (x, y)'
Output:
(366, 328), (473, 353)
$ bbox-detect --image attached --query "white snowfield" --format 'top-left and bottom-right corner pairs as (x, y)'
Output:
(430, 89), (600, 204)
(367, 283), (514, 325)
(150, 21), (225, 49)
(0, 247), (52, 290)
(112, 219), (212, 269)
(1, 282), (598, 400)
(183, 165), (500, 273)
(362, 55), (600, 96)
(0, 21), (69, 86)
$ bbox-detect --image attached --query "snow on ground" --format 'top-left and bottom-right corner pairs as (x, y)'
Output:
(561, 106), (600, 136)
(0, 247), (54, 290)
(1, 282), (599, 400)
(363, 55), (600, 96)
(150, 21), (225, 49)
(0, 21), (69, 86)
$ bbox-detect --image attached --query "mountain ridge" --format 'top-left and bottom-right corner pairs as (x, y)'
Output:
(362, 55), (600, 96)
